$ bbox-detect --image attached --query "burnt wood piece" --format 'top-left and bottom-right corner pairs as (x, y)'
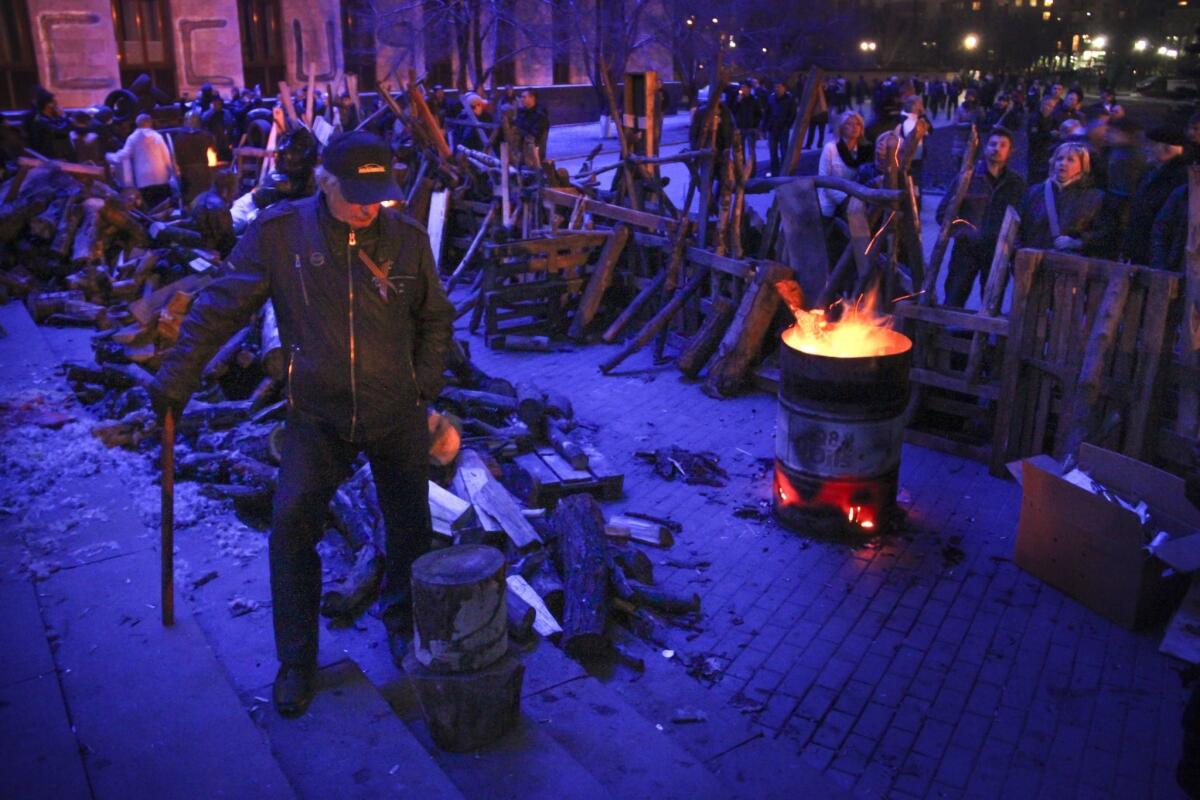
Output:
(608, 544), (655, 585)
(703, 262), (792, 398)
(627, 581), (700, 615)
(319, 543), (385, 620)
(515, 381), (546, 432)
(403, 649), (524, 752)
(411, 544), (509, 674)
(601, 270), (667, 344)
(599, 266), (711, 374)
(552, 494), (610, 658)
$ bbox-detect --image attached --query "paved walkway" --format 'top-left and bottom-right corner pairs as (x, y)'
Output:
(460, 321), (1192, 800)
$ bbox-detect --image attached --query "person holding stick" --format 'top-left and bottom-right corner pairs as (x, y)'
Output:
(150, 131), (455, 718)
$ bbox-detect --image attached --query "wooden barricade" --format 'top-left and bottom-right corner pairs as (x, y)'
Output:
(990, 251), (1181, 475)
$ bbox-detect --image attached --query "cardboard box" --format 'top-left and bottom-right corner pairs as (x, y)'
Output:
(1013, 444), (1199, 630)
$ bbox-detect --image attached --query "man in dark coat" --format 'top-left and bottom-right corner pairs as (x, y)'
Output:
(1121, 125), (1189, 265)
(514, 89), (550, 163)
(172, 111), (218, 204)
(28, 87), (72, 161)
(202, 96), (235, 161)
(149, 132), (455, 718)
(1150, 183), (1187, 272)
(939, 128), (1027, 306)
(765, 81), (797, 176)
(732, 83), (763, 176)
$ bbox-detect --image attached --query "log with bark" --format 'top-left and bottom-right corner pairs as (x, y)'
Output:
(552, 493), (610, 658)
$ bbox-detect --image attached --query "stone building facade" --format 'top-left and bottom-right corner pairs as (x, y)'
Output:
(1, 0), (672, 110)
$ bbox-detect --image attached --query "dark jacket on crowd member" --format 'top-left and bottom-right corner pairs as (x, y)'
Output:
(1150, 184), (1187, 272)
(1017, 177), (1106, 254)
(202, 106), (235, 160)
(153, 194), (455, 442)
(937, 160), (1027, 305)
(766, 91), (797, 134)
(130, 73), (170, 114)
(29, 111), (72, 160)
(514, 105), (550, 158)
(1122, 154), (1189, 265)
(173, 126), (218, 203)
(1026, 111), (1058, 184)
(733, 92), (763, 131)
(689, 101), (734, 152)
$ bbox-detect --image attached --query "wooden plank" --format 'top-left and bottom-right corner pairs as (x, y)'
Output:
(474, 481), (541, 549)
(684, 247), (753, 280)
(512, 452), (559, 507)
(784, 67), (824, 177)
(457, 449), (502, 533)
(1124, 274), (1179, 459)
(538, 449), (592, 483)
(909, 368), (1000, 401)
(921, 126), (979, 306)
(892, 301), (1010, 336)
(542, 188), (678, 235)
(964, 207), (1021, 383)
(567, 224), (629, 339)
(989, 249), (1044, 475)
(703, 262), (792, 397)
(1179, 165), (1200, 437)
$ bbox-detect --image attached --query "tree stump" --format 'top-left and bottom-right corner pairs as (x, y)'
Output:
(411, 544), (508, 673)
(551, 494), (610, 658)
(402, 650), (525, 752)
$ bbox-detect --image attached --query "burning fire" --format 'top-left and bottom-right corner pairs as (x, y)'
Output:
(206, 147), (218, 168)
(777, 285), (910, 359)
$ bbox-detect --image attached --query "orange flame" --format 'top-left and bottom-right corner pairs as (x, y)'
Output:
(782, 289), (911, 359)
(206, 147), (218, 168)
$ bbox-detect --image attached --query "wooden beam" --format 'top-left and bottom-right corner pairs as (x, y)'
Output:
(921, 126), (980, 306)
(783, 67), (824, 177)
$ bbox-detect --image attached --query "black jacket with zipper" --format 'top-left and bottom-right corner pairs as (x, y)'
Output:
(152, 193), (455, 443)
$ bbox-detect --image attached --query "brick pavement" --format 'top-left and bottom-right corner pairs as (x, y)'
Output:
(463, 327), (1191, 800)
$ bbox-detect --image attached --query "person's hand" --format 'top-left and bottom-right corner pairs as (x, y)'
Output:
(1053, 235), (1082, 251)
(148, 382), (185, 424)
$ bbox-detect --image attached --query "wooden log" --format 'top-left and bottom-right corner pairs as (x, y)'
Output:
(703, 262), (792, 398)
(676, 295), (735, 377)
(775, 178), (829, 304)
(964, 207), (1021, 383)
(605, 513), (675, 547)
(438, 387), (518, 419)
(599, 266), (711, 374)
(608, 544), (655, 585)
(601, 270), (667, 343)
(473, 481), (541, 549)
(542, 390), (573, 420)
(505, 588), (536, 641)
(319, 543), (385, 619)
(526, 559), (564, 621)
(921, 126), (980, 306)
(514, 381), (546, 432)
(568, 223), (630, 340)
(201, 325), (252, 383)
(411, 544), (509, 673)
(627, 581), (700, 615)
(694, 44), (726, 248)
(445, 203), (495, 291)
(552, 494), (610, 658)
(1056, 272), (1132, 460)
(546, 417), (588, 470)
(402, 649), (524, 752)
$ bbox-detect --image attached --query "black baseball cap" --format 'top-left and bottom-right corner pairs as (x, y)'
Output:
(322, 131), (402, 204)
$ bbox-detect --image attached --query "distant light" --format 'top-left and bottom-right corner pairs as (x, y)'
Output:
(762, 47), (768, 53)
(860, 40), (877, 52)
(1042, 10), (1051, 20)
(1159, 45), (1169, 55)
(1093, 35), (1107, 49)
(963, 33), (979, 50)
(1134, 39), (1148, 52)
(711, 17), (718, 23)
(729, 38), (736, 48)
(686, 18), (693, 25)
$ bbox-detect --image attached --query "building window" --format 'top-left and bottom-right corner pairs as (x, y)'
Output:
(1042, 10), (1051, 19)
(239, 0), (285, 94)
(0, 0), (37, 111)
(342, 0), (377, 91)
(551, 0), (571, 84)
(111, 0), (176, 97)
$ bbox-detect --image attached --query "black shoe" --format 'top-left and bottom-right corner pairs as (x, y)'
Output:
(273, 663), (315, 718)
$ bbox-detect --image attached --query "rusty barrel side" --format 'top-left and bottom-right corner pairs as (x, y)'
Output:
(773, 330), (912, 533)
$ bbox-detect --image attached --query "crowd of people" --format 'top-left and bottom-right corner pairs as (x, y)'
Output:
(695, 69), (1198, 304)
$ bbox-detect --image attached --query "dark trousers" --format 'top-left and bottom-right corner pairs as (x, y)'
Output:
(140, 183), (173, 209)
(768, 130), (789, 175)
(805, 117), (827, 150)
(271, 411), (431, 667)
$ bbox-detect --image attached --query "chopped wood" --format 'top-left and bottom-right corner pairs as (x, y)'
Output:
(474, 480), (542, 549)
(552, 493), (610, 658)
(506, 574), (563, 636)
(606, 514), (675, 547)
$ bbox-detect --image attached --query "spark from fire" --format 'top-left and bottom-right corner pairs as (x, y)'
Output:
(780, 290), (912, 359)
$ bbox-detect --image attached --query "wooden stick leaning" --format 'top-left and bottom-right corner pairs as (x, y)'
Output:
(920, 126), (979, 305)
(161, 409), (175, 626)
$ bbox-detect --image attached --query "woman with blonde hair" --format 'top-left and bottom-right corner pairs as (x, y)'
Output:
(817, 110), (871, 218)
(1018, 141), (1106, 253)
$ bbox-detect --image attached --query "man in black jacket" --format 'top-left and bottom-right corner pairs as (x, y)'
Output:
(938, 127), (1027, 306)
(765, 81), (796, 177)
(150, 132), (455, 718)
(1122, 125), (1189, 265)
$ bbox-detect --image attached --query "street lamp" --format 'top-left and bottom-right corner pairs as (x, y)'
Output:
(859, 40), (877, 52)
(1093, 35), (1108, 49)
(1134, 39), (1148, 52)
(963, 34), (979, 50)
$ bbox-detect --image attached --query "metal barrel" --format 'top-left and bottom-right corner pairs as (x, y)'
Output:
(773, 329), (912, 533)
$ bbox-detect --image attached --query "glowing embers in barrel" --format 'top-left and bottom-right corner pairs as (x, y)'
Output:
(773, 294), (912, 535)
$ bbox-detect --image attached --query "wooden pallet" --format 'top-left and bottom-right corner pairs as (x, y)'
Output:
(506, 445), (623, 508)
(991, 251), (1181, 475)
